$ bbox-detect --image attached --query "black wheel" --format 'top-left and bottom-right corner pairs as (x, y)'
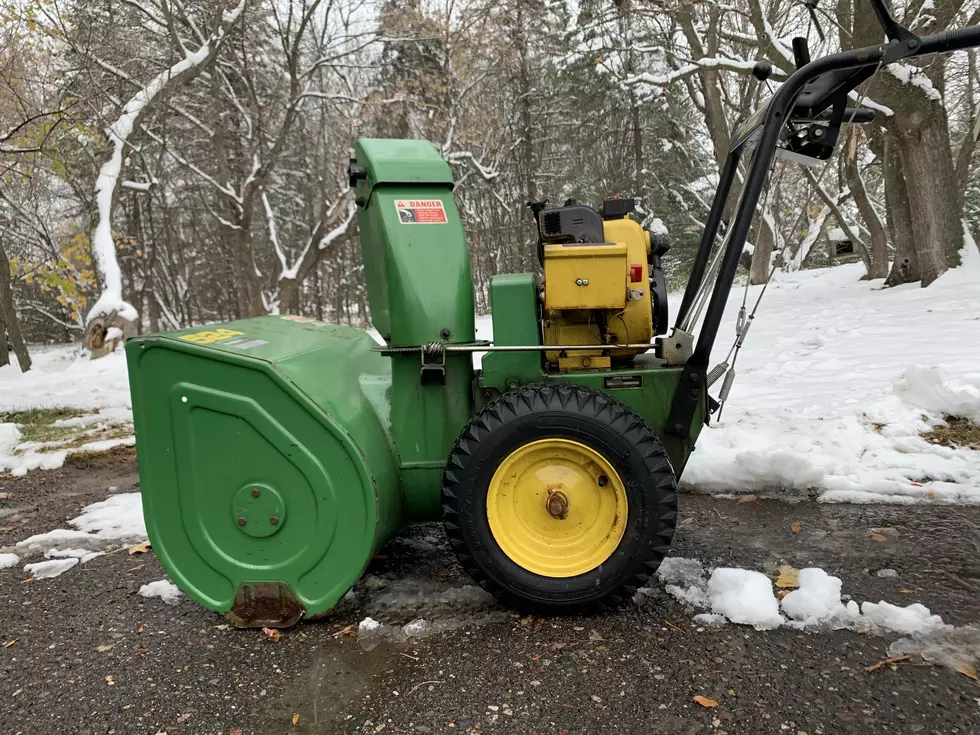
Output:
(442, 383), (677, 614)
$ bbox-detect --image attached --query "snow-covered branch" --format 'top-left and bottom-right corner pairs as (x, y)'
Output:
(86, 1), (247, 325)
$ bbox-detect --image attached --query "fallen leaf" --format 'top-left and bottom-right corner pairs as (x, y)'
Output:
(373, 554), (388, 561)
(694, 695), (718, 708)
(910, 482), (923, 487)
(128, 541), (152, 555)
(95, 644), (115, 652)
(775, 565), (800, 589)
(737, 495), (758, 503)
(0, 523), (18, 531)
(777, 590), (790, 600)
(230, 729), (243, 735)
(262, 627), (281, 643)
(664, 620), (685, 634)
(137, 626), (144, 634)
(2, 639), (15, 648)
(900, 588), (914, 593)
(869, 533), (887, 542)
(573, 626), (584, 631)
(791, 521), (802, 533)
(21, 577), (33, 583)
(106, 676), (116, 686)
(215, 624), (230, 631)
(955, 662), (978, 681)
(333, 624), (356, 638)
(0, 492), (11, 500)
(291, 713), (300, 726)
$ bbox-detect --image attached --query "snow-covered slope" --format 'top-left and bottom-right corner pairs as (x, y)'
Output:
(685, 243), (980, 503)
(0, 346), (132, 475)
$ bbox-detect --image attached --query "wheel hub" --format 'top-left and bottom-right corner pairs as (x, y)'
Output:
(486, 439), (628, 578)
(546, 489), (569, 519)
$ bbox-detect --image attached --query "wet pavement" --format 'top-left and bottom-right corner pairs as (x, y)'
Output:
(1, 449), (978, 734)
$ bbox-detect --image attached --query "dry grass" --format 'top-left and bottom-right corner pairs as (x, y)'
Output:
(1, 407), (85, 444)
(923, 416), (980, 450)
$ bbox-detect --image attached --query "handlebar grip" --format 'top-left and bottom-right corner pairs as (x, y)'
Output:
(918, 24), (980, 55)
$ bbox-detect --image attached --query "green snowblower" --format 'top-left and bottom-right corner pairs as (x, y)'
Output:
(127, 1), (980, 627)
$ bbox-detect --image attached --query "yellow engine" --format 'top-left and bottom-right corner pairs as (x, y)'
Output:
(535, 198), (668, 371)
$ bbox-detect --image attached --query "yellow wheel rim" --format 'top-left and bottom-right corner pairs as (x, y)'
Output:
(486, 439), (628, 578)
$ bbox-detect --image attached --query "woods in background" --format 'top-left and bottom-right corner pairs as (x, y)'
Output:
(1, 0), (978, 365)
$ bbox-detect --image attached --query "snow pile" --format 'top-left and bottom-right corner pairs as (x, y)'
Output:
(0, 553), (19, 569)
(657, 557), (949, 637)
(24, 558), (79, 579)
(683, 246), (980, 504)
(893, 367), (980, 424)
(138, 579), (184, 606)
(706, 568), (784, 630)
(781, 568), (858, 627)
(0, 345), (133, 476)
(8, 493), (146, 575)
(860, 601), (946, 636)
(655, 556), (710, 607)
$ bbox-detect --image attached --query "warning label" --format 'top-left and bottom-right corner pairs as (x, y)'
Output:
(395, 199), (448, 224)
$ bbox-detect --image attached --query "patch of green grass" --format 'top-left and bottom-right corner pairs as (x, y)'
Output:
(1, 406), (84, 426)
(1, 406), (86, 444)
(924, 416), (980, 450)
(18, 423), (78, 444)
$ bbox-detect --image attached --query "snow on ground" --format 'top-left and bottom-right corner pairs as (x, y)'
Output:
(138, 579), (184, 605)
(0, 345), (133, 476)
(4, 492), (146, 575)
(653, 556), (950, 637)
(684, 242), (980, 503)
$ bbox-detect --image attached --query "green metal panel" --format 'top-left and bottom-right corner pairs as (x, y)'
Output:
(127, 317), (400, 623)
(355, 138), (455, 192)
(479, 273), (542, 393)
(353, 138), (476, 518)
(354, 139), (472, 344)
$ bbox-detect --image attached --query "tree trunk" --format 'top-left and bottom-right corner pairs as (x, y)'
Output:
(850, 1), (962, 285)
(749, 216), (774, 284)
(0, 305), (8, 368)
(844, 130), (889, 279)
(0, 242), (32, 372)
(884, 139), (919, 287)
(629, 92), (643, 195)
(280, 279), (301, 315)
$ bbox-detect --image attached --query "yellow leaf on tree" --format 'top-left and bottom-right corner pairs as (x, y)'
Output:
(693, 695), (718, 708)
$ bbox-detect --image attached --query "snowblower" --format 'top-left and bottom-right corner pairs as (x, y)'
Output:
(126, 0), (980, 627)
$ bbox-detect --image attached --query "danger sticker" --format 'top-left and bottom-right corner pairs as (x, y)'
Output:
(395, 199), (448, 224)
